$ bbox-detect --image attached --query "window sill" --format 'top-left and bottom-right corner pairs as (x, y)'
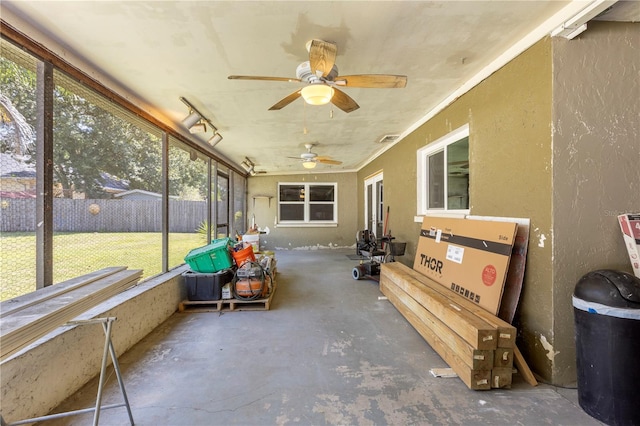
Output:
(414, 212), (469, 223)
(276, 222), (338, 228)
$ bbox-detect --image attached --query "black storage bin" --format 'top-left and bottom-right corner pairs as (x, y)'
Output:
(183, 269), (234, 301)
(573, 269), (640, 426)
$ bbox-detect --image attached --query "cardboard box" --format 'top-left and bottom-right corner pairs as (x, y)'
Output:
(413, 216), (518, 315)
(618, 214), (640, 278)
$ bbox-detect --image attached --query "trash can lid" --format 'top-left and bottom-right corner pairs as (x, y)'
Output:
(574, 269), (640, 308)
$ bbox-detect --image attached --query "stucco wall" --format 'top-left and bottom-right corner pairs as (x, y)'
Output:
(551, 21), (640, 384)
(359, 38), (557, 381)
(247, 172), (358, 250)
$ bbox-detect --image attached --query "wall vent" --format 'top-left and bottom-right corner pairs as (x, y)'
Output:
(378, 135), (399, 144)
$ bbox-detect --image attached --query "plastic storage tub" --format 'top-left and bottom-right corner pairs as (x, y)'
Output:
(573, 269), (640, 426)
(184, 238), (234, 273)
(183, 269), (234, 301)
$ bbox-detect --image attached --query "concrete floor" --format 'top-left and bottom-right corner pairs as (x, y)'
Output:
(44, 249), (601, 425)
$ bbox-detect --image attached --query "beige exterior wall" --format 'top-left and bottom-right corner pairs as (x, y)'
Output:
(246, 172), (358, 250)
(551, 21), (640, 384)
(359, 37), (556, 381)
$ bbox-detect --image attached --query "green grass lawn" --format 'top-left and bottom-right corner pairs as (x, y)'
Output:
(0, 232), (207, 301)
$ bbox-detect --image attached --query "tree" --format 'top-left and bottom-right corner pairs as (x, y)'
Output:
(1, 53), (208, 200)
(0, 57), (37, 158)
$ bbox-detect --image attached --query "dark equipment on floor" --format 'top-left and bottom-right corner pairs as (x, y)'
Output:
(573, 269), (640, 426)
(352, 230), (406, 281)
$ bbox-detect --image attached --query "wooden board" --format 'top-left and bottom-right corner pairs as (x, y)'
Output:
(0, 267), (127, 318)
(494, 347), (514, 368)
(384, 262), (516, 348)
(430, 368), (458, 378)
(491, 367), (513, 389)
(1, 269), (141, 360)
(514, 345), (538, 386)
(381, 280), (491, 390)
(381, 263), (498, 350)
(381, 278), (494, 371)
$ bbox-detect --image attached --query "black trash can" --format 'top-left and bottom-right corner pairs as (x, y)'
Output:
(573, 269), (640, 426)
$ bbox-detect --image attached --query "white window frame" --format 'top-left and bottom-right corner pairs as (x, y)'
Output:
(277, 182), (338, 227)
(416, 124), (470, 221)
(364, 171), (383, 233)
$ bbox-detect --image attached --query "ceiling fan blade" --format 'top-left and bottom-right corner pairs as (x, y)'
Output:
(331, 87), (360, 113)
(308, 40), (337, 78)
(269, 90), (302, 110)
(316, 157), (343, 165)
(333, 74), (407, 88)
(228, 75), (301, 83)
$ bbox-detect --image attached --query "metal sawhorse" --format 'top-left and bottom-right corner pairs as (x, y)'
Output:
(1, 317), (134, 426)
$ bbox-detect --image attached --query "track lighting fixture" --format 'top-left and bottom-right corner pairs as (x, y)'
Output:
(240, 160), (252, 172)
(180, 97), (224, 147)
(189, 121), (207, 134)
(241, 157), (258, 176)
(182, 111), (202, 129)
(208, 133), (223, 147)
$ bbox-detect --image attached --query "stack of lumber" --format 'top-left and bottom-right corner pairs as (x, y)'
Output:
(380, 262), (516, 390)
(0, 267), (142, 361)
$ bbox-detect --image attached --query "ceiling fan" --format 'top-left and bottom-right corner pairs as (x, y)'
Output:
(289, 143), (343, 169)
(228, 39), (407, 113)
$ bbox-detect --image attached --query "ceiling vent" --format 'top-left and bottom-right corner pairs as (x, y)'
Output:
(378, 135), (399, 144)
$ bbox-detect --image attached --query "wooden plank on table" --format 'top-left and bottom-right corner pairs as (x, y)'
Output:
(381, 276), (494, 370)
(386, 263), (516, 348)
(0, 269), (141, 360)
(514, 345), (538, 387)
(381, 263), (497, 350)
(0, 267), (127, 318)
(381, 280), (491, 390)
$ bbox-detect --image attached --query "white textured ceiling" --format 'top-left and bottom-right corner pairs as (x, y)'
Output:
(3, 1), (635, 174)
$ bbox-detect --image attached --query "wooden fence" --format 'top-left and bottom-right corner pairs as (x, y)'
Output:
(0, 198), (207, 233)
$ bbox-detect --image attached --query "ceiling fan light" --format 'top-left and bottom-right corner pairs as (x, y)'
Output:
(302, 160), (316, 169)
(301, 84), (334, 106)
(182, 111), (202, 129)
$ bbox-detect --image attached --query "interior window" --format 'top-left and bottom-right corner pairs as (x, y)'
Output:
(278, 183), (337, 225)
